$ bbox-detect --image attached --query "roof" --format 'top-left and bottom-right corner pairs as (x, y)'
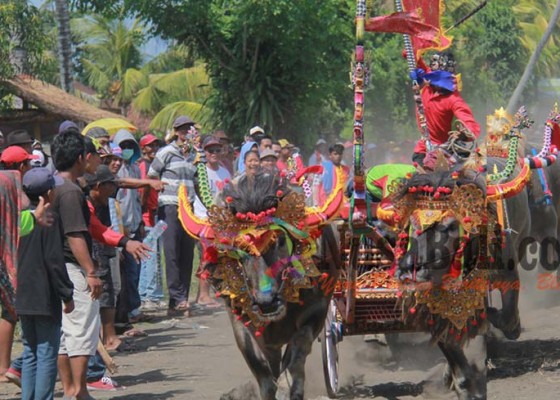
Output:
(1, 75), (125, 123)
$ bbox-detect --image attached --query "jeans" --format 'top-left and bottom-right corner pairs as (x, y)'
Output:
(86, 352), (106, 382)
(122, 235), (142, 316)
(20, 315), (61, 400)
(139, 227), (164, 302)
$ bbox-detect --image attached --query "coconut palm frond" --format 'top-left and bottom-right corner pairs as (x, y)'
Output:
(152, 66), (211, 103)
(132, 85), (160, 114)
(115, 68), (149, 105)
(149, 101), (211, 132)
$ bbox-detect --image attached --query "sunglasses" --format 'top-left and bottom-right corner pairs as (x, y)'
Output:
(205, 148), (222, 154)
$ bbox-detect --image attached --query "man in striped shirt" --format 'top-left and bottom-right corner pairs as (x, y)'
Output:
(148, 116), (198, 316)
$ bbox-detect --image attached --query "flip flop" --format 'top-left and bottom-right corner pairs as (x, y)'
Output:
(197, 302), (223, 309)
(121, 328), (148, 338)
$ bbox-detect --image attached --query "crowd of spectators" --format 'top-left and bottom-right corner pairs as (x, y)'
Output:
(0, 117), (353, 399)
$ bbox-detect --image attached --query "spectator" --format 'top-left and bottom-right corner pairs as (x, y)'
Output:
(6, 130), (34, 154)
(0, 171), (21, 385)
(85, 127), (111, 156)
(271, 141), (281, 157)
(193, 137), (231, 309)
(318, 143), (350, 204)
(112, 129), (146, 323)
(257, 134), (273, 153)
(308, 138), (328, 166)
(17, 167), (74, 400)
(50, 129), (102, 400)
(260, 149), (278, 173)
(58, 120), (79, 135)
(248, 125), (264, 141)
(137, 134), (166, 311)
(236, 141), (259, 175)
(276, 139), (304, 185)
(0, 146), (38, 175)
(148, 116), (198, 316)
(213, 130), (234, 175)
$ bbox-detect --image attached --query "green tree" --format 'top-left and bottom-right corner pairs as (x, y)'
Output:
(72, 13), (145, 111)
(0, 1), (56, 80)
(73, 0), (355, 145)
(454, 0), (527, 116)
(132, 63), (212, 131)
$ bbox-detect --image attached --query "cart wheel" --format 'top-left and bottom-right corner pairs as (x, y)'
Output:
(321, 300), (342, 398)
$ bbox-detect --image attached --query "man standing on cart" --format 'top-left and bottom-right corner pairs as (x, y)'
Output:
(409, 52), (481, 166)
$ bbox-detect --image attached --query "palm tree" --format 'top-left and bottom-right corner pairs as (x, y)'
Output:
(513, 0), (560, 77)
(72, 14), (145, 113)
(507, 0), (560, 114)
(54, 0), (72, 92)
(132, 63), (212, 131)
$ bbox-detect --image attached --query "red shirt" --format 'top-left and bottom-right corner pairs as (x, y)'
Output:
(138, 159), (158, 227)
(87, 200), (124, 248)
(277, 156), (305, 185)
(414, 86), (480, 154)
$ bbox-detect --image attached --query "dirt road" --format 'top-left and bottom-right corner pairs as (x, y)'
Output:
(2, 274), (560, 400)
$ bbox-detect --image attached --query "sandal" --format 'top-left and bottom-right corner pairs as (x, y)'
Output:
(174, 301), (190, 311)
(121, 328), (148, 338)
(108, 341), (137, 353)
(197, 302), (223, 309)
(129, 313), (154, 323)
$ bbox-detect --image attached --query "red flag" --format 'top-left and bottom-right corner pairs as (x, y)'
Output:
(365, 11), (443, 49)
(403, 0), (452, 56)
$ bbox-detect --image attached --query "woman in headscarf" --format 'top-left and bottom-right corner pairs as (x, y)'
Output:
(236, 141), (258, 174)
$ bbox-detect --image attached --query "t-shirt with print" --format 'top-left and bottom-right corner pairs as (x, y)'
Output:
(206, 165), (231, 198)
(52, 179), (93, 265)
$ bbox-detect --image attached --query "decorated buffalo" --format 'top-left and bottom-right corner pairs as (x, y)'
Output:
(389, 131), (534, 398)
(178, 172), (344, 400)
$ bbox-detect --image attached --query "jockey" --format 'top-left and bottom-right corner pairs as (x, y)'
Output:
(409, 52), (481, 166)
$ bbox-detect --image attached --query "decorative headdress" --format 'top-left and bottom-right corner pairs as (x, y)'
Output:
(177, 171), (345, 330)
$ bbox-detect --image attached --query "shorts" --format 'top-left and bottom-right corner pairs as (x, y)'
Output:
(97, 254), (116, 308)
(1, 305), (16, 324)
(59, 263), (100, 357)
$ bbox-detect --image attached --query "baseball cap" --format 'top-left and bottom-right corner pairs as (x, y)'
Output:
(109, 143), (123, 158)
(0, 146), (39, 164)
(259, 149), (278, 160)
(139, 134), (160, 147)
(58, 120), (79, 134)
(315, 138), (327, 146)
(202, 136), (221, 149)
(6, 130), (34, 146)
(85, 165), (117, 187)
(249, 126), (265, 136)
(278, 139), (291, 148)
(172, 115), (195, 129)
(86, 126), (110, 139)
(22, 167), (64, 197)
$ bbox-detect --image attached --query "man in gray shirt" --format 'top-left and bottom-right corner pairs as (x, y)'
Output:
(148, 116), (198, 316)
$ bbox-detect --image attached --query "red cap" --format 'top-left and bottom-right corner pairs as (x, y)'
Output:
(0, 146), (39, 165)
(139, 134), (160, 147)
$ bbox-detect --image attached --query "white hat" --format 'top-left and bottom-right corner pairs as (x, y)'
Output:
(315, 138), (327, 146)
(249, 126), (265, 136)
